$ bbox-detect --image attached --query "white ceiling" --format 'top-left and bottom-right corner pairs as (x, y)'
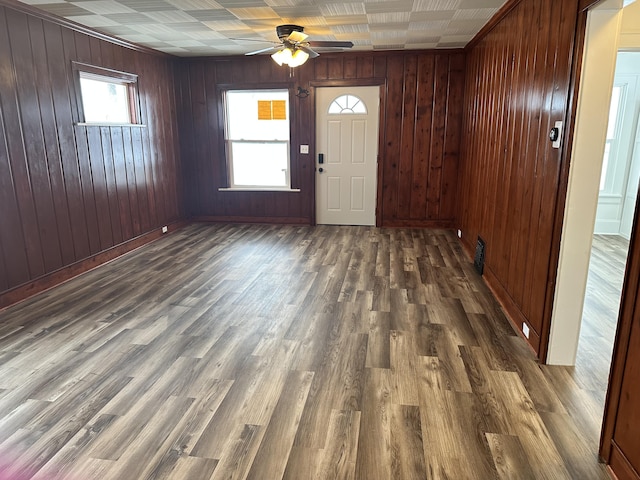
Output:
(18, 0), (508, 56)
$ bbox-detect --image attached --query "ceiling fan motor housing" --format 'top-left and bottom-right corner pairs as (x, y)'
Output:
(276, 24), (304, 40)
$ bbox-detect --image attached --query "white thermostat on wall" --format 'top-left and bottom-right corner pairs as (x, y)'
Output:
(300, 145), (309, 154)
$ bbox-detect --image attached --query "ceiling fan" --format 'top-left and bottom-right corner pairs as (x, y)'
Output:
(244, 25), (354, 67)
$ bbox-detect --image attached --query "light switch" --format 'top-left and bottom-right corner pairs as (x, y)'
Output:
(300, 144), (309, 154)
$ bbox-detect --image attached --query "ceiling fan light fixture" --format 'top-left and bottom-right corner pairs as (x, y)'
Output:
(289, 49), (309, 67)
(271, 47), (309, 67)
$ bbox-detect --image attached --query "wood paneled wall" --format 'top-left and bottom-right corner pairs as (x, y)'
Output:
(176, 51), (465, 227)
(0, 4), (182, 307)
(457, 0), (579, 356)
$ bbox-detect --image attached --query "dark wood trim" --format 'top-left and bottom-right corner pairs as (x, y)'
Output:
(309, 78), (387, 88)
(465, 0), (523, 50)
(382, 219), (456, 229)
(0, 0), (169, 57)
(538, 1), (585, 363)
(0, 220), (188, 311)
(600, 192), (640, 461)
(191, 216), (310, 225)
(579, 0), (605, 11)
(609, 442), (640, 480)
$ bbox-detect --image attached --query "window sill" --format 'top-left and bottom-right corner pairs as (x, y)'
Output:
(76, 122), (146, 128)
(218, 187), (301, 192)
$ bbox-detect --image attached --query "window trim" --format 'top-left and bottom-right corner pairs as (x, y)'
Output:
(72, 61), (142, 126)
(219, 84), (295, 191)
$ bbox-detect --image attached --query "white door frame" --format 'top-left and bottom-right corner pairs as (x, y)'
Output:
(310, 79), (386, 226)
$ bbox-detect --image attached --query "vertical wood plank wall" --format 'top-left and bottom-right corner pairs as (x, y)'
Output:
(457, 0), (579, 356)
(0, 5), (182, 307)
(176, 51), (465, 227)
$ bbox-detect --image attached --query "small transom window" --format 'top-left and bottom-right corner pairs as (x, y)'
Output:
(328, 94), (367, 114)
(73, 62), (140, 125)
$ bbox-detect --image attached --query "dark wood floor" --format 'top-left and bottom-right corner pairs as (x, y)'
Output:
(0, 224), (611, 479)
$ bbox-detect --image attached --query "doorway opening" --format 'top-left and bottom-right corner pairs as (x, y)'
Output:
(577, 51), (640, 400)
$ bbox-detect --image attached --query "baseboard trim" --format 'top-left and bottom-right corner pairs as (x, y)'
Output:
(460, 236), (541, 358)
(381, 219), (456, 228)
(0, 221), (187, 311)
(191, 216), (311, 225)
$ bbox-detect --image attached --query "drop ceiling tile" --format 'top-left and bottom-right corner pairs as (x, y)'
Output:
(186, 9), (237, 21)
(369, 22), (409, 32)
(40, 2), (91, 15)
(166, 0), (223, 10)
(409, 20), (449, 30)
(186, 29), (228, 39)
(453, 7), (498, 20)
(409, 10), (455, 21)
(323, 14), (368, 25)
(459, 0), (504, 7)
(143, 10), (198, 23)
(265, 0), (315, 5)
(202, 19), (251, 30)
(330, 23), (369, 34)
(439, 34), (473, 42)
(118, 33), (161, 43)
(448, 18), (489, 33)
(272, 6), (322, 17)
(413, 0), (461, 11)
(69, 13), (119, 26)
(19, 0), (66, 4)
(408, 42), (439, 49)
(367, 12), (411, 23)
(365, 1), (411, 14)
(280, 16), (328, 26)
(17, 0), (508, 56)
(215, 0), (268, 7)
(103, 12), (157, 23)
(319, 3), (366, 16)
(169, 39), (208, 47)
(227, 7), (280, 20)
(118, 0), (177, 12)
(70, 0), (134, 15)
(407, 32), (441, 42)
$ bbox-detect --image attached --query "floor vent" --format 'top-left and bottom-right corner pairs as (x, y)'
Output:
(474, 236), (486, 275)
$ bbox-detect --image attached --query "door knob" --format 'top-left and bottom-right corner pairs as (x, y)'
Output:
(318, 167), (324, 173)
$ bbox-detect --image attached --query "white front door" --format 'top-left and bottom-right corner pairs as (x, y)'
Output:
(316, 86), (380, 226)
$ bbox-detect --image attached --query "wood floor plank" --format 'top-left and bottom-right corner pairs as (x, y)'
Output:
(245, 370), (314, 480)
(354, 367), (391, 480)
(0, 224), (611, 479)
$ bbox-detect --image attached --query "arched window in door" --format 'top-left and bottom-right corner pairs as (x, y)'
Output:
(328, 94), (367, 114)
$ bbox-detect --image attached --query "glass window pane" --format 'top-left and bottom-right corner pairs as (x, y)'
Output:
(328, 94), (367, 114)
(231, 142), (288, 187)
(606, 86), (622, 140)
(80, 76), (131, 123)
(227, 90), (289, 141)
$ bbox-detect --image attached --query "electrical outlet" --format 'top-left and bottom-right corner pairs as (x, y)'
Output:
(522, 323), (530, 339)
(300, 144), (309, 154)
(457, 229), (462, 238)
(162, 226), (168, 234)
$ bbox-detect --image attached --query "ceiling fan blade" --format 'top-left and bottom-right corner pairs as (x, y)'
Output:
(308, 40), (354, 49)
(287, 30), (308, 43)
(232, 38), (281, 44)
(298, 45), (319, 58)
(245, 46), (280, 56)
